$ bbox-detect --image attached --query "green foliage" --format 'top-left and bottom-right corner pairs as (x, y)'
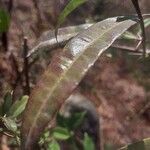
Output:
(52, 127), (72, 140)
(39, 111), (95, 149)
(83, 133), (95, 150)
(7, 95), (29, 118)
(48, 139), (60, 150)
(1, 117), (17, 133)
(3, 92), (13, 115)
(137, 18), (150, 35)
(57, 111), (86, 130)
(0, 9), (10, 32)
(57, 0), (86, 27)
(0, 94), (28, 147)
(55, 0), (87, 37)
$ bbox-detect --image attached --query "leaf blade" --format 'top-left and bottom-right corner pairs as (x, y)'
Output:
(83, 133), (95, 150)
(3, 92), (13, 115)
(55, 0), (87, 38)
(21, 18), (136, 149)
(52, 127), (71, 140)
(7, 96), (28, 118)
(0, 9), (10, 32)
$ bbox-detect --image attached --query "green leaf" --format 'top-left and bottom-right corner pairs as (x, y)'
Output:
(3, 92), (13, 115)
(57, 0), (86, 27)
(83, 133), (95, 150)
(121, 31), (139, 40)
(7, 95), (28, 118)
(55, 0), (87, 38)
(137, 18), (150, 35)
(71, 111), (86, 129)
(57, 111), (86, 130)
(119, 137), (150, 150)
(0, 9), (10, 32)
(48, 139), (60, 150)
(2, 117), (17, 133)
(21, 18), (136, 149)
(52, 127), (72, 140)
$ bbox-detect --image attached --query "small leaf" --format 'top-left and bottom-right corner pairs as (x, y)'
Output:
(52, 127), (72, 140)
(7, 96), (28, 118)
(55, 0), (87, 38)
(3, 92), (13, 115)
(0, 9), (10, 32)
(57, 111), (86, 130)
(48, 139), (60, 150)
(71, 111), (86, 129)
(83, 133), (95, 150)
(2, 117), (17, 133)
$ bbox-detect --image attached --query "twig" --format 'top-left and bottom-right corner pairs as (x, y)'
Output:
(131, 0), (146, 57)
(8, 0), (13, 14)
(23, 37), (30, 95)
(10, 53), (23, 97)
(1, 32), (8, 52)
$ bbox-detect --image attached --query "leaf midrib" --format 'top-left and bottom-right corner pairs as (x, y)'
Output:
(26, 19), (133, 144)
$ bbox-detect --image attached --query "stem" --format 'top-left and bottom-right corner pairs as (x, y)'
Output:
(1, 32), (8, 52)
(23, 37), (30, 95)
(131, 0), (146, 57)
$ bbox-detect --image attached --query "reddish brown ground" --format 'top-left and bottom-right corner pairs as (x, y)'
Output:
(0, 0), (150, 149)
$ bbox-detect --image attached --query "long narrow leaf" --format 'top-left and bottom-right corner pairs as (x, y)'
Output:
(28, 24), (92, 58)
(55, 0), (87, 38)
(21, 18), (136, 149)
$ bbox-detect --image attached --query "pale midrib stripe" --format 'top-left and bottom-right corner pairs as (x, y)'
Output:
(26, 20), (133, 145)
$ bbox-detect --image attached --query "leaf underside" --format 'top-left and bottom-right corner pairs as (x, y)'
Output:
(21, 17), (136, 149)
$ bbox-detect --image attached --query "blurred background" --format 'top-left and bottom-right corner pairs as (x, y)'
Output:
(0, 0), (150, 149)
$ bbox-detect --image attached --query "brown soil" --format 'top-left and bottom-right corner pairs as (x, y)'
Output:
(0, 0), (150, 148)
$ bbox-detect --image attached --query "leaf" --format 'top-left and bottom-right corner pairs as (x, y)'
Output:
(83, 133), (95, 150)
(28, 23), (92, 58)
(121, 31), (139, 40)
(57, 111), (86, 130)
(57, 0), (86, 26)
(21, 17), (136, 149)
(55, 0), (87, 39)
(0, 9), (10, 32)
(2, 117), (17, 133)
(119, 137), (150, 150)
(52, 127), (72, 140)
(48, 139), (60, 150)
(3, 92), (13, 115)
(72, 111), (86, 129)
(7, 96), (28, 118)
(137, 18), (150, 35)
